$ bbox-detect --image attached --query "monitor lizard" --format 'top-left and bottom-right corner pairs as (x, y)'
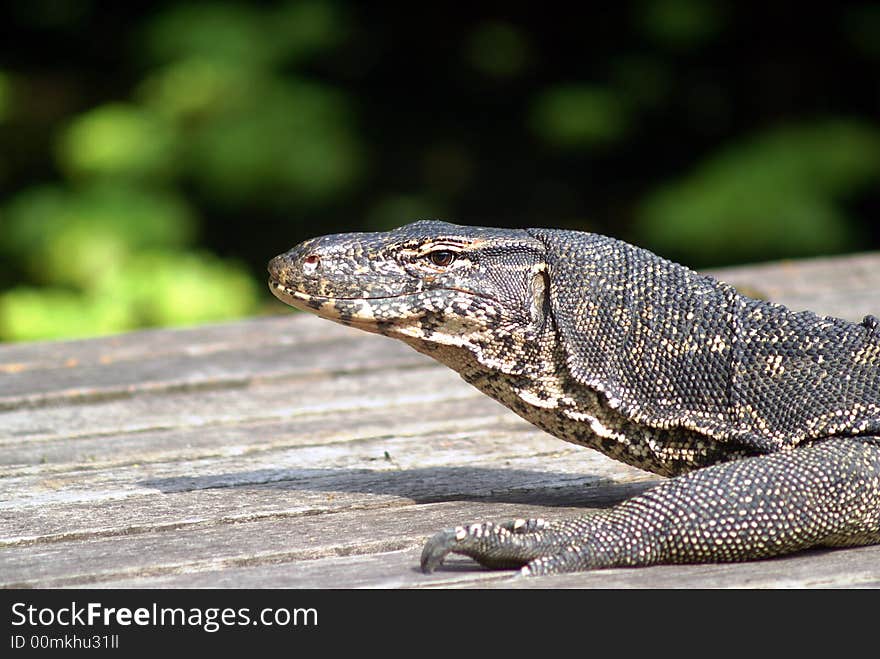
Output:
(268, 220), (880, 576)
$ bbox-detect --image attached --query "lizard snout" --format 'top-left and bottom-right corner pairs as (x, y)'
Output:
(267, 239), (324, 288)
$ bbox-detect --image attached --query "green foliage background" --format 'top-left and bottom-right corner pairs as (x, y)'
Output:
(0, 1), (878, 341)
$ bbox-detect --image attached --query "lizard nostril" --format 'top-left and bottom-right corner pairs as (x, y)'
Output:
(302, 254), (320, 275)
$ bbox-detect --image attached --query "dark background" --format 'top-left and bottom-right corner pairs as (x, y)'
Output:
(1, 1), (878, 341)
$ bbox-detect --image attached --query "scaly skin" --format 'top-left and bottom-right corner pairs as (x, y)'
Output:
(268, 220), (880, 575)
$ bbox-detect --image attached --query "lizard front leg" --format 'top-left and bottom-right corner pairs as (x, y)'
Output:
(421, 437), (880, 575)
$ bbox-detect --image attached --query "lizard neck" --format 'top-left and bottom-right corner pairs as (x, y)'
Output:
(403, 333), (756, 477)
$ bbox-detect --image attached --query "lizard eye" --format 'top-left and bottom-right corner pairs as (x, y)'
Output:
(428, 250), (456, 267)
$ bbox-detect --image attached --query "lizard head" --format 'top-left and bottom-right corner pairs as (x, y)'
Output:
(268, 220), (552, 352)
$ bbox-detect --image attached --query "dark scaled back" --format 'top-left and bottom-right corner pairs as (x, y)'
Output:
(529, 228), (880, 452)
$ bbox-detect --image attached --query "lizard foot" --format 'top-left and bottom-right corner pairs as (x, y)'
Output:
(420, 440), (880, 576)
(420, 517), (590, 574)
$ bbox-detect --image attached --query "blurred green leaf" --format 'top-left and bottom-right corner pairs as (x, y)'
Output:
(272, 0), (346, 62)
(56, 103), (178, 180)
(138, 57), (249, 121)
(465, 22), (531, 79)
(99, 250), (259, 328)
(634, 120), (880, 265)
(530, 85), (631, 148)
(186, 77), (362, 205)
(145, 1), (344, 68)
(0, 287), (134, 341)
(2, 182), (197, 287)
(146, 3), (278, 68)
(637, 0), (725, 48)
(0, 249), (259, 341)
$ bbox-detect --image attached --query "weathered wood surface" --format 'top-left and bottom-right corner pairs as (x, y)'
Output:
(1, 251), (878, 589)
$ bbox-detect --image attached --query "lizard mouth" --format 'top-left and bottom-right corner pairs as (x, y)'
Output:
(268, 277), (492, 331)
(269, 278), (490, 306)
(269, 279), (416, 306)
(268, 278), (438, 331)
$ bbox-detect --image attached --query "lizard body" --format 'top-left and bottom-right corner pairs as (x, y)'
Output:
(268, 220), (880, 575)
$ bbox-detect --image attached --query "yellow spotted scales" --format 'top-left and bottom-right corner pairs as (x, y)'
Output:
(269, 220), (880, 575)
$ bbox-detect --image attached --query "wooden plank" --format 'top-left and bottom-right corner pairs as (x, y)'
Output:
(0, 501), (592, 587)
(15, 496), (878, 589)
(708, 251), (879, 320)
(0, 361), (478, 448)
(91, 543), (880, 589)
(1, 434), (654, 542)
(0, 395), (508, 468)
(87, 549), (496, 589)
(0, 322), (422, 410)
(0, 315), (345, 373)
